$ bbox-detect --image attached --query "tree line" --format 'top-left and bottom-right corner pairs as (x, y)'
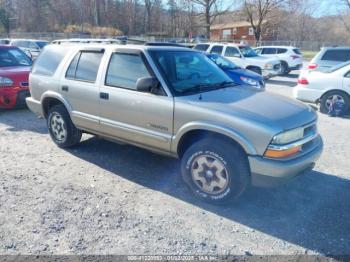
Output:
(0, 0), (348, 44)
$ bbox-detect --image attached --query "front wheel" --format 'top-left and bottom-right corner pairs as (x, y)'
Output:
(47, 104), (82, 148)
(181, 138), (250, 204)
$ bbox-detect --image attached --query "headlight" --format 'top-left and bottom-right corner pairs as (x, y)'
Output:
(0, 77), (14, 87)
(264, 63), (273, 70)
(240, 76), (259, 87)
(272, 127), (304, 145)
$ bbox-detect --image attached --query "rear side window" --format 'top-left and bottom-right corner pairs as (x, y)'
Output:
(32, 46), (68, 76)
(193, 44), (209, 51)
(66, 51), (104, 82)
(293, 49), (302, 55)
(210, 45), (223, 55)
(277, 48), (287, 54)
(322, 50), (350, 62)
(262, 48), (276, 55)
(105, 53), (151, 90)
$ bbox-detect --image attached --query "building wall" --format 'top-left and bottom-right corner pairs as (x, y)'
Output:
(210, 26), (271, 42)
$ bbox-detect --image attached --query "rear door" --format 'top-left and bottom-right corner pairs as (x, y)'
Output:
(98, 49), (173, 152)
(59, 48), (104, 131)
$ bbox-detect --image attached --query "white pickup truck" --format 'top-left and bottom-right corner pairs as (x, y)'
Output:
(194, 43), (281, 78)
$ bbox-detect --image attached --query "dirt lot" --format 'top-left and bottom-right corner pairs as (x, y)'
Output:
(0, 73), (349, 256)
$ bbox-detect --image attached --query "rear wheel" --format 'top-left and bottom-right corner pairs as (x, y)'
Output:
(181, 138), (250, 204)
(47, 104), (82, 148)
(320, 90), (350, 114)
(280, 61), (290, 75)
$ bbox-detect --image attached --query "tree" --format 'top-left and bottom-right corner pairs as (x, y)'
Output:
(190, 0), (228, 39)
(339, 0), (350, 33)
(242, 0), (286, 43)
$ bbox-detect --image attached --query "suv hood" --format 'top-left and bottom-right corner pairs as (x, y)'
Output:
(177, 86), (316, 132)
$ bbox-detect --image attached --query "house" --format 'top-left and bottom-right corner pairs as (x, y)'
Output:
(210, 21), (271, 42)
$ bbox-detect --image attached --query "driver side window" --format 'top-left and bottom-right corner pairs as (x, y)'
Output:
(225, 47), (240, 57)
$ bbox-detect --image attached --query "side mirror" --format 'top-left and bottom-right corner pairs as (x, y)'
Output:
(136, 76), (159, 92)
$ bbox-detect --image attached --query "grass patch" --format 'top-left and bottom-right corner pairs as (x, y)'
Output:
(302, 50), (318, 60)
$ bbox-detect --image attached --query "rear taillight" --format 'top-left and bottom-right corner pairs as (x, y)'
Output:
(291, 55), (301, 60)
(308, 63), (318, 69)
(298, 77), (309, 85)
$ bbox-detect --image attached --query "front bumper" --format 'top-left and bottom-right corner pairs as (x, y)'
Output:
(0, 88), (29, 109)
(249, 136), (323, 187)
(289, 64), (303, 70)
(262, 66), (281, 79)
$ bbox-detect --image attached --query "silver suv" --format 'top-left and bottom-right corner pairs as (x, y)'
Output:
(26, 44), (323, 204)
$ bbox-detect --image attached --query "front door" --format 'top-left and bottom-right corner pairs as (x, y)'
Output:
(98, 50), (174, 152)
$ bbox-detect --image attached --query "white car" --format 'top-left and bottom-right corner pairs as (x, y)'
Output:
(10, 39), (49, 59)
(293, 61), (350, 113)
(255, 46), (303, 75)
(194, 43), (281, 78)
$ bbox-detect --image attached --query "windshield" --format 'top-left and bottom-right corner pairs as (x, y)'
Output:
(0, 48), (32, 67)
(36, 41), (48, 48)
(150, 50), (234, 96)
(239, 46), (258, 58)
(207, 54), (240, 70)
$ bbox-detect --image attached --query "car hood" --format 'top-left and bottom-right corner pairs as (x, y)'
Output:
(0, 66), (31, 83)
(177, 86), (317, 132)
(228, 68), (263, 80)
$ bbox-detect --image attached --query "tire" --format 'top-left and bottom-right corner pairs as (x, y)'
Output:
(181, 138), (250, 204)
(320, 90), (350, 114)
(280, 61), (290, 75)
(47, 104), (82, 148)
(248, 67), (262, 75)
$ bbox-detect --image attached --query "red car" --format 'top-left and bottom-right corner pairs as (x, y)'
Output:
(0, 45), (32, 109)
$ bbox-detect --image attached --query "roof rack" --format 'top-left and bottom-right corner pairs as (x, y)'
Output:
(52, 38), (125, 45)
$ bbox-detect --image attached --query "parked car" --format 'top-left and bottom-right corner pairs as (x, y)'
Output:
(193, 43), (281, 78)
(10, 39), (49, 59)
(254, 46), (303, 75)
(307, 47), (350, 70)
(0, 38), (11, 45)
(206, 53), (265, 89)
(294, 61), (350, 114)
(26, 44), (322, 204)
(0, 46), (32, 109)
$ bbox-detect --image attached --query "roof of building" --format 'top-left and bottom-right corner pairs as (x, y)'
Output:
(211, 20), (266, 30)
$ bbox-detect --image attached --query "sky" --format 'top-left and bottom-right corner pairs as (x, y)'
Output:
(223, 0), (344, 18)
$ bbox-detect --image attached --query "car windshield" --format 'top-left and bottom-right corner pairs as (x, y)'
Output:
(207, 54), (240, 70)
(150, 50), (235, 96)
(239, 46), (258, 58)
(0, 48), (32, 67)
(36, 41), (48, 48)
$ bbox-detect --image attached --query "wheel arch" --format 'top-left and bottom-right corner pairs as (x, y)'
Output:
(320, 89), (350, 101)
(173, 122), (257, 158)
(41, 91), (72, 118)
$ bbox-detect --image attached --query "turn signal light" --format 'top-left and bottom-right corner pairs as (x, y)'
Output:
(264, 146), (301, 158)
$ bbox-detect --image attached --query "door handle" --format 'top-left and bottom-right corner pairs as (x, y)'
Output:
(62, 85), (69, 92)
(100, 92), (109, 100)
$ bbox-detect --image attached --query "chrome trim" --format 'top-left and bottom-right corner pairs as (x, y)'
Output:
(268, 132), (319, 151)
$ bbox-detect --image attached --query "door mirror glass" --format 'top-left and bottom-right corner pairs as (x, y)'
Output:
(136, 76), (159, 92)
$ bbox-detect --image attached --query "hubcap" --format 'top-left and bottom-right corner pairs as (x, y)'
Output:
(326, 95), (345, 110)
(50, 113), (67, 142)
(191, 155), (229, 195)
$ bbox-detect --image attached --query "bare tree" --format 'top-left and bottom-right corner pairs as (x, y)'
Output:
(339, 0), (350, 33)
(243, 0), (287, 43)
(190, 0), (228, 39)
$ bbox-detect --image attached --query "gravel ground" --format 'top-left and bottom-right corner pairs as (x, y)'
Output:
(0, 73), (349, 256)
